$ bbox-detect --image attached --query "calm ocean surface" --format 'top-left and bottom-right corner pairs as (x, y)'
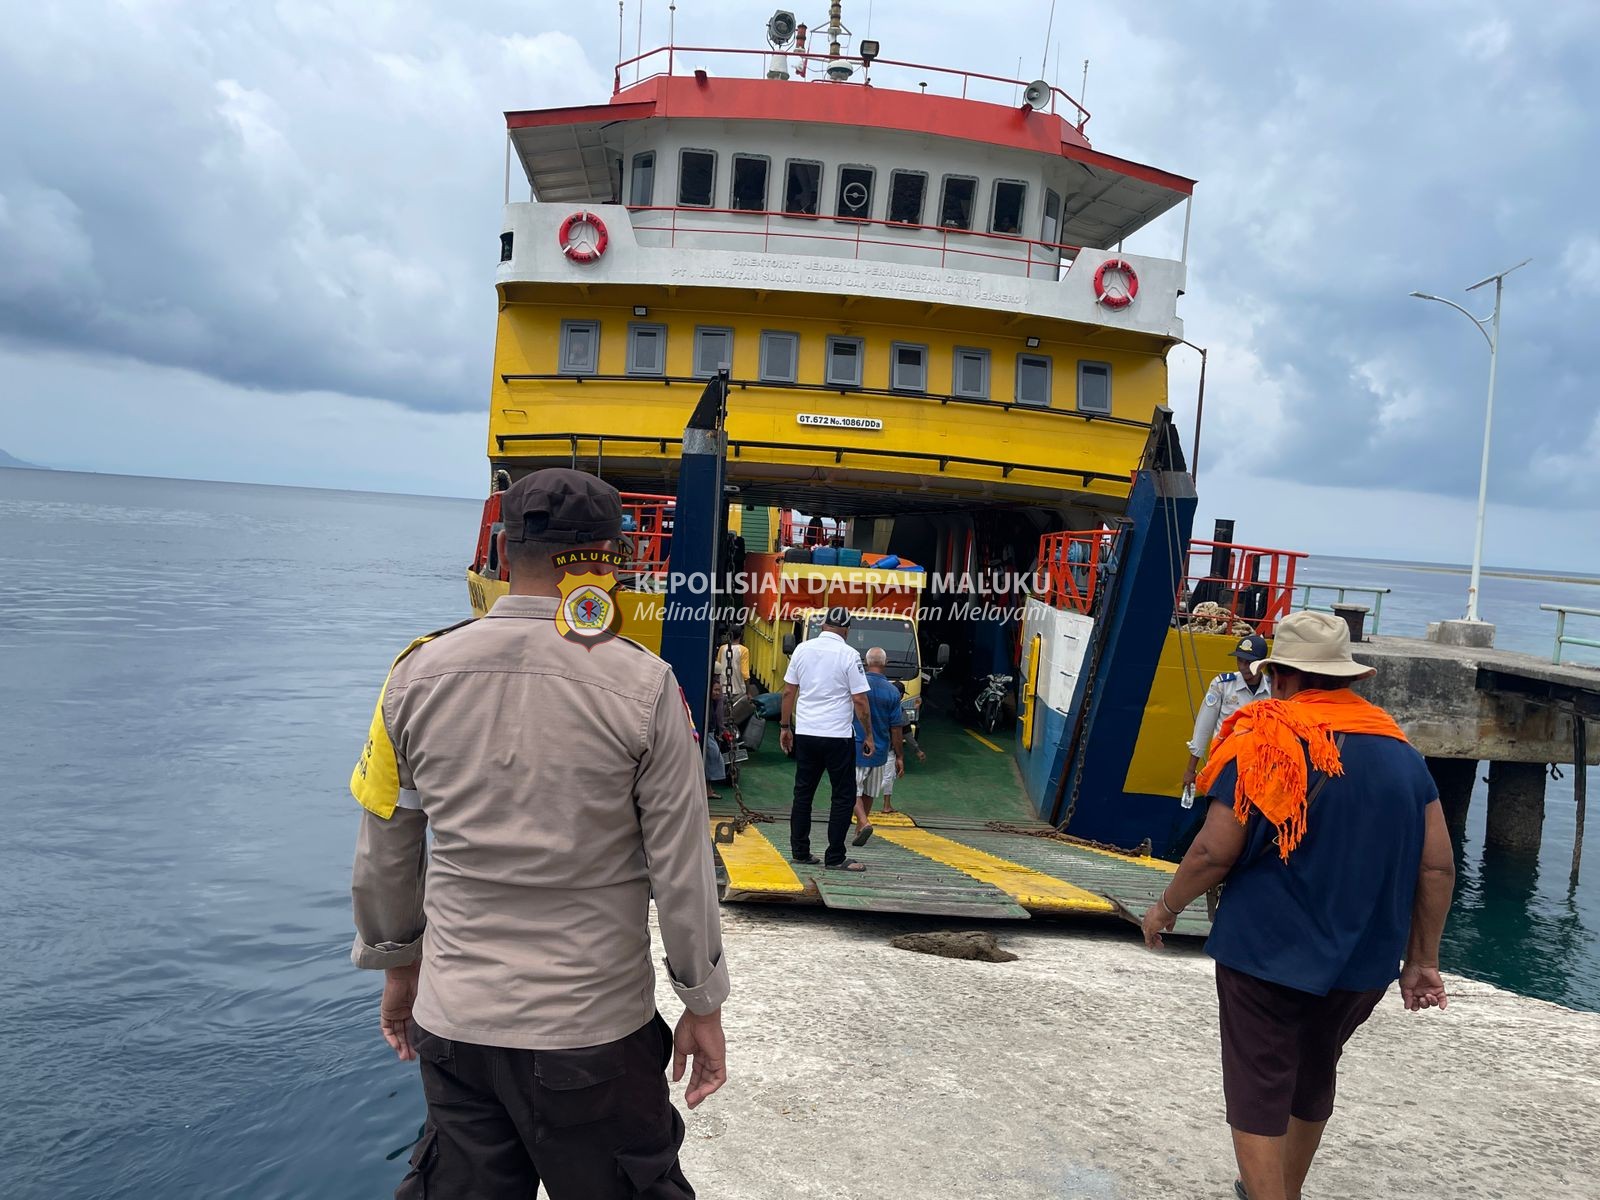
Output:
(2, 468), (1596, 1198)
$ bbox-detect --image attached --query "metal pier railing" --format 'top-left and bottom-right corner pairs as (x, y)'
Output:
(1295, 582), (1393, 635)
(1541, 603), (1600, 665)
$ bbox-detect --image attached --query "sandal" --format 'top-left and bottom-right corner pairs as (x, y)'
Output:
(852, 824), (875, 847)
(1234, 1182), (1247, 1200)
(792, 854), (822, 865)
(824, 859), (867, 872)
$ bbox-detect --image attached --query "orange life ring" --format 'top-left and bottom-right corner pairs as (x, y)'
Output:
(558, 211), (608, 263)
(1093, 258), (1138, 309)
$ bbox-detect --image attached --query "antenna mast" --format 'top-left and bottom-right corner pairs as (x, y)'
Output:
(1039, 0), (1057, 79)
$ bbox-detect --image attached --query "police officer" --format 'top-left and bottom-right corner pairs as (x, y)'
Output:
(1182, 632), (1270, 793)
(349, 467), (728, 1199)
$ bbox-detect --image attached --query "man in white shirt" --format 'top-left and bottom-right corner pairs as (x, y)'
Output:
(779, 608), (873, 872)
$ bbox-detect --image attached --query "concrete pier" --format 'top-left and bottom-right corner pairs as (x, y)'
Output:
(1424, 755), (1479, 837)
(1484, 760), (1548, 854)
(1355, 637), (1599, 855)
(652, 908), (1600, 1199)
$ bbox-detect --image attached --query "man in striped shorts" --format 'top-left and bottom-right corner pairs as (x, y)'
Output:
(851, 647), (906, 845)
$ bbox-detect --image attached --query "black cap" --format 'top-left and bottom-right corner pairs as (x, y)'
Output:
(1235, 633), (1268, 662)
(825, 607), (852, 628)
(502, 468), (622, 544)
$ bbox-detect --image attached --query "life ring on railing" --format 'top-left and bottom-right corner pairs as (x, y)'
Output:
(1093, 258), (1138, 309)
(558, 211), (608, 263)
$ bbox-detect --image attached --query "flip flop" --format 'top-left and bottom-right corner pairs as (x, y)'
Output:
(1234, 1182), (1247, 1200)
(792, 854), (822, 865)
(824, 859), (866, 872)
(852, 824), (875, 847)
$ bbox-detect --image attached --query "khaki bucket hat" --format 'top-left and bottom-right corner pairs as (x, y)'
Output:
(1253, 610), (1376, 680)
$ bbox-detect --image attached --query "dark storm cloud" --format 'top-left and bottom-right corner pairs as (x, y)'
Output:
(0, 2), (605, 413)
(1, 0), (1596, 516)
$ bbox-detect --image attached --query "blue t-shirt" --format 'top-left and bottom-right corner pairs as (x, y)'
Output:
(1205, 733), (1438, 996)
(854, 673), (904, 767)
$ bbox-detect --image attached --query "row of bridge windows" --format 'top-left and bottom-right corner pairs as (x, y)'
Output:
(628, 149), (1064, 244)
(557, 320), (1112, 413)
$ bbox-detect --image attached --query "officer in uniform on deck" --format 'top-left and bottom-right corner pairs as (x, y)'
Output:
(1182, 632), (1270, 794)
(348, 467), (728, 1200)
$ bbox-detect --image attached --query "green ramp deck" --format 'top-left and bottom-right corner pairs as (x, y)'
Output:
(709, 706), (1210, 937)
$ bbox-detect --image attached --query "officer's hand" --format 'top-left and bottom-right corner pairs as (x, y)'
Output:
(673, 1008), (727, 1108)
(380, 962), (421, 1061)
(862, 736), (875, 759)
(779, 729), (794, 755)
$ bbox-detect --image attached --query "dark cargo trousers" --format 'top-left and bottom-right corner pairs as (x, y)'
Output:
(397, 1013), (694, 1199)
(789, 733), (857, 866)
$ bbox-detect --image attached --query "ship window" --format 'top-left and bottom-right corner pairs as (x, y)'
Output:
(825, 336), (864, 388)
(784, 159), (822, 217)
(1042, 188), (1062, 246)
(627, 324), (667, 376)
(678, 149), (716, 207)
(693, 326), (734, 377)
(952, 348), (989, 399)
(1015, 353), (1052, 407)
(888, 170), (927, 225)
(835, 165), (874, 222)
(559, 320), (600, 375)
(1078, 360), (1112, 414)
(991, 179), (1027, 236)
(760, 331), (799, 383)
(731, 154), (769, 211)
(939, 175), (978, 230)
(891, 343), (927, 393)
(629, 152), (656, 207)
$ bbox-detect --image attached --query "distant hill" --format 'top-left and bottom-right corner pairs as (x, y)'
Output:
(0, 448), (47, 470)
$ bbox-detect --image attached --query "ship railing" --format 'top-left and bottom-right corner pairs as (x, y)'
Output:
(1294, 582), (1392, 636)
(1034, 529), (1123, 615)
(1177, 540), (1308, 638)
(472, 490), (674, 582)
(777, 511), (850, 549)
(1542, 604), (1600, 665)
(625, 204), (1080, 280)
(614, 45), (1092, 130)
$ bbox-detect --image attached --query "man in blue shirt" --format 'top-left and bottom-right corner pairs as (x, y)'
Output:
(1140, 611), (1456, 1200)
(850, 646), (906, 847)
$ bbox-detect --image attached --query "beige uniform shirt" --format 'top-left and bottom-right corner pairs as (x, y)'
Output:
(348, 594), (728, 1051)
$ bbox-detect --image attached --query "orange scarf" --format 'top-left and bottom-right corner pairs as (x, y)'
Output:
(1195, 689), (1409, 860)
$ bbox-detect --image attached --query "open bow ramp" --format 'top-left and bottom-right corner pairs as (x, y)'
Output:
(709, 709), (1210, 936)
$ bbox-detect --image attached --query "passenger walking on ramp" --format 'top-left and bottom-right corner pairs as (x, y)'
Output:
(780, 607), (872, 871)
(851, 646), (906, 844)
(1141, 611), (1455, 1200)
(348, 468), (728, 1199)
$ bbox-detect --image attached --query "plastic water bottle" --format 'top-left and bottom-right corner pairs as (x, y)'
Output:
(1181, 784), (1196, 810)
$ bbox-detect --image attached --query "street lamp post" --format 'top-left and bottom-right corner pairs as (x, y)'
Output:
(1409, 258), (1529, 623)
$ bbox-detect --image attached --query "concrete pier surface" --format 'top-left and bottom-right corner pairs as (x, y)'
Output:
(655, 908), (1600, 1199)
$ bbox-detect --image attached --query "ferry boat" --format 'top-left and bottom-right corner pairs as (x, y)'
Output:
(465, 6), (1306, 927)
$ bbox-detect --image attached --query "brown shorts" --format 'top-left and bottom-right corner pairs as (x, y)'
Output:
(1215, 963), (1386, 1137)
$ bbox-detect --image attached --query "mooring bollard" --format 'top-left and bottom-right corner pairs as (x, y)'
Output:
(1332, 602), (1370, 644)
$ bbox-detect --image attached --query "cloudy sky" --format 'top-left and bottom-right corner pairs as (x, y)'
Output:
(2, 0), (1596, 569)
